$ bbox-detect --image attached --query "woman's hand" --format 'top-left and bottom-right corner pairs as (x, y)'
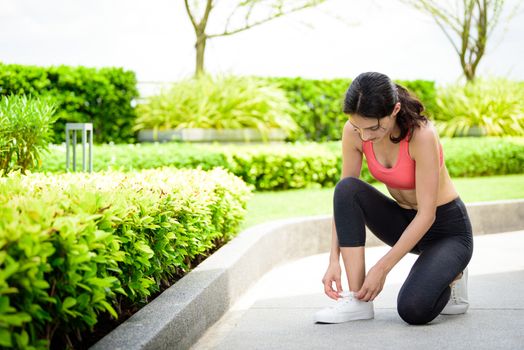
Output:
(356, 264), (388, 302)
(321, 262), (343, 300)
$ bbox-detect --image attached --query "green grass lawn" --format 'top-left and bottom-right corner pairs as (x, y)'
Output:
(240, 174), (524, 230)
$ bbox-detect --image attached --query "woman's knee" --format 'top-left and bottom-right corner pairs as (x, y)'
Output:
(334, 176), (366, 199)
(397, 295), (434, 325)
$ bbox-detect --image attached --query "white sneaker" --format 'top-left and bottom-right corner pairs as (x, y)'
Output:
(313, 290), (374, 323)
(441, 266), (469, 315)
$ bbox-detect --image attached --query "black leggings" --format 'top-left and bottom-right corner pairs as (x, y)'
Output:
(333, 177), (474, 325)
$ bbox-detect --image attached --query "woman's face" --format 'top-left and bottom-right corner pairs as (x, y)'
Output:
(348, 103), (401, 143)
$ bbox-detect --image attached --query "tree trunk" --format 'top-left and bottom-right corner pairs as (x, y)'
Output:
(195, 34), (207, 77)
(463, 63), (475, 82)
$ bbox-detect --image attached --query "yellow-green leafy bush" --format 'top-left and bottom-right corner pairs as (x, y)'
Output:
(0, 167), (251, 349)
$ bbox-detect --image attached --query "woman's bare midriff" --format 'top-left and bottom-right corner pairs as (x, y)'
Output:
(386, 165), (459, 210)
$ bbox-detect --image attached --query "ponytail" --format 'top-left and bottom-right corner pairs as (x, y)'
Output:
(391, 84), (428, 143)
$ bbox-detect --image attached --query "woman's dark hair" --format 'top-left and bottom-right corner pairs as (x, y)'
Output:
(343, 72), (428, 143)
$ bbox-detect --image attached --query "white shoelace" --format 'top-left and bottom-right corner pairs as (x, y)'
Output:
(450, 284), (458, 303)
(330, 293), (355, 308)
(449, 271), (464, 303)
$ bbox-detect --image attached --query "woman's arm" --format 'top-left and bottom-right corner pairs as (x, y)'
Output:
(376, 125), (441, 272)
(329, 219), (340, 264)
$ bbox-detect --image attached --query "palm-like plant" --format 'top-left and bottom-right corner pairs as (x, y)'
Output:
(0, 95), (58, 175)
(434, 78), (524, 137)
(135, 75), (300, 139)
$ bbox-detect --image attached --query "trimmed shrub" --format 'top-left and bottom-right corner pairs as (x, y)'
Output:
(441, 137), (524, 176)
(36, 137), (524, 191)
(0, 62), (139, 144)
(0, 95), (58, 175)
(0, 167), (251, 349)
(37, 142), (347, 190)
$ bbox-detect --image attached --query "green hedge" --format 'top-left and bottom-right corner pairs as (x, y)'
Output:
(0, 168), (251, 349)
(0, 62), (139, 144)
(261, 77), (437, 142)
(440, 137), (524, 176)
(37, 142), (344, 190)
(36, 138), (524, 191)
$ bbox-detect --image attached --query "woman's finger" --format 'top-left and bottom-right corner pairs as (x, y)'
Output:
(323, 282), (332, 294)
(363, 289), (374, 302)
(335, 278), (342, 294)
(356, 286), (367, 300)
(324, 281), (338, 300)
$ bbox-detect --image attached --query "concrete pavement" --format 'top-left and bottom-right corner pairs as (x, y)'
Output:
(191, 230), (524, 350)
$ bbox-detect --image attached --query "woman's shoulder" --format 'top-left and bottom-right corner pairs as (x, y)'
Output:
(410, 120), (440, 144)
(409, 121), (441, 158)
(343, 120), (363, 153)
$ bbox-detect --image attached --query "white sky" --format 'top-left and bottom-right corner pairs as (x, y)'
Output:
(1, 0), (523, 96)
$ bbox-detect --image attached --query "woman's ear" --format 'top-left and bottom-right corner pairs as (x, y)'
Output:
(393, 102), (401, 116)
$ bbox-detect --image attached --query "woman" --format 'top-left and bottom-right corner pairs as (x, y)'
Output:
(313, 72), (473, 325)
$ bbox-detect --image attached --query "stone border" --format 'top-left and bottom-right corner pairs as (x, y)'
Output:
(137, 128), (287, 143)
(91, 199), (524, 350)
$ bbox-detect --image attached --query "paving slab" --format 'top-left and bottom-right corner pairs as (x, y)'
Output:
(191, 231), (524, 350)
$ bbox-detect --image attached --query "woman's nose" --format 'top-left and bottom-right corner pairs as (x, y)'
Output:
(360, 130), (373, 141)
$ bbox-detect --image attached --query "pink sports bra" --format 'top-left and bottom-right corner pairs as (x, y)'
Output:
(362, 132), (444, 190)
